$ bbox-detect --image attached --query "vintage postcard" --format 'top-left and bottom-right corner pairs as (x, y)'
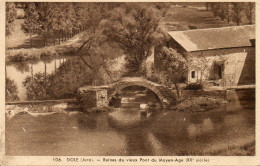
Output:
(0, 1), (259, 165)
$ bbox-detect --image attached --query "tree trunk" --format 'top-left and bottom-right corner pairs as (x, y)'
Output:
(30, 29), (32, 48)
(174, 83), (180, 98)
(54, 59), (56, 74)
(59, 33), (60, 45)
(44, 61), (47, 78)
(236, 13), (240, 26)
(249, 11), (252, 24)
(31, 64), (33, 81)
(43, 33), (46, 47)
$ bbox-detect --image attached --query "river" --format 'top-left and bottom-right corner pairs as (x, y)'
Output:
(6, 57), (69, 101)
(5, 89), (255, 156)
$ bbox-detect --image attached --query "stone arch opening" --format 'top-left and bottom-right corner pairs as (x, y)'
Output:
(108, 84), (163, 108)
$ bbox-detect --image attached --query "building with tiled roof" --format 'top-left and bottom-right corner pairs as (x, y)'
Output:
(154, 25), (255, 86)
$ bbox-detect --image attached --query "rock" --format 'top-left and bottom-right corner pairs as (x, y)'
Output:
(140, 104), (148, 109)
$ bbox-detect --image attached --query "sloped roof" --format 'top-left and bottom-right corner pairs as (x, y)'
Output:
(167, 25), (255, 52)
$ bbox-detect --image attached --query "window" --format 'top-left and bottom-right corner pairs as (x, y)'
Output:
(191, 71), (195, 78)
(166, 41), (170, 48)
(217, 65), (222, 79)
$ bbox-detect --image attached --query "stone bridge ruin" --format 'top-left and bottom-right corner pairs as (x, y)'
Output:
(77, 77), (178, 112)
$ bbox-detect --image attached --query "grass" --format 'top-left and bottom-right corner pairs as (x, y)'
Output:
(6, 47), (58, 61)
(162, 5), (237, 31)
(6, 31), (82, 62)
(172, 96), (226, 112)
(6, 18), (82, 49)
(6, 4), (249, 62)
(6, 17), (84, 62)
(6, 19), (30, 49)
(176, 140), (255, 156)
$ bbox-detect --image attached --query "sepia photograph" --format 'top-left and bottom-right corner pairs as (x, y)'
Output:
(2, 1), (258, 164)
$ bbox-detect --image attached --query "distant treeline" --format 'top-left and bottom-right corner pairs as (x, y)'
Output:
(6, 2), (122, 47)
(205, 2), (255, 25)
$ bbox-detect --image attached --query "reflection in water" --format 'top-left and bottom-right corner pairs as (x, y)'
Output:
(187, 118), (214, 137)
(5, 89), (255, 156)
(6, 58), (68, 100)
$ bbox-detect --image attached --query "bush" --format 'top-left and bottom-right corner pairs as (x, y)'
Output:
(8, 53), (25, 62)
(23, 73), (52, 100)
(23, 57), (96, 100)
(97, 55), (127, 85)
(173, 96), (226, 112)
(184, 83), (203, 90)
(6, 47), (58, 62)
(6, 77), (19, 101)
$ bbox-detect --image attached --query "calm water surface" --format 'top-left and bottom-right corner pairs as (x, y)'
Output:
(6, 90), (255, 156)
(6, 58), (69, 101)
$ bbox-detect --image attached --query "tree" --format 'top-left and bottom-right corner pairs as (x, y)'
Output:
(187, 56), (211, 83)
(6, 77), (19, 101)
(232, 2), (245, 26)
(6, 2), (17, 36)
(245, 2), (255, 24)
(103, 4), (166, 73)
(205, 2), (210, 11)
(157, 47), (187, 97)
(74, 3), (124, 74)
(36, 2), (55, 47)
(22, 2), (40, 47)
(223, 2), (232, 23)
(209, 2), (220, 17)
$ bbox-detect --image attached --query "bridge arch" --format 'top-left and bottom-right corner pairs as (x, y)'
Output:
(77, 77), (177, 111)
(107, 77), (174, 108)
(108, 84), (164, 108)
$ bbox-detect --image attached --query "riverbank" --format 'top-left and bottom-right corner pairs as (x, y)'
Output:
(176, 140), (255, 156)
(5, 100), (81, 120)
(170, 90), (227, 112)
(172, 96), (227, 112)
(6, 33), (84, 62)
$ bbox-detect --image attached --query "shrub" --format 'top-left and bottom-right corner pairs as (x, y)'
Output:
(6, 77), (19, 101)
(23, 57), (96, 100)
(8, 53), (25, 62)
(23, 73), (52, 100)
(184, 83), (203, 90)
(173, 96), (226, 112)
(98, 55), (127, 85)
(6, 47), (58, 62)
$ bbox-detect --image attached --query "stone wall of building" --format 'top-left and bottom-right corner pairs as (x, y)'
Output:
(154, 40), (255, 86)
(187, 47), (255, 86)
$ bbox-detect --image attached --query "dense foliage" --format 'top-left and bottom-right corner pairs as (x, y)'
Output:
(157, 47), (187, 96)
(6, 2), (17, 36)
(184, 83), (203, 90)
(6, 77), (19, 101)
(18, 2), (120, 47)
(206, 2), (255, 25)
(23, 57), (95, 100)
(103, 3), (167, 73)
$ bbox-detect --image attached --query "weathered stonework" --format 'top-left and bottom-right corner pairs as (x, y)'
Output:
(155, 25), (255, 87)
(77, 77), (178, 112)
(155, 41), (255, 86)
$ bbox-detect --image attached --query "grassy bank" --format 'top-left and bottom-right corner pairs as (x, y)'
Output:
(163, 5), (237, 30)
(6, 45), (77, 62)
(176, 140), (255, 156)
(172, 96), (227, 112)
(6, 32), (83, 62)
